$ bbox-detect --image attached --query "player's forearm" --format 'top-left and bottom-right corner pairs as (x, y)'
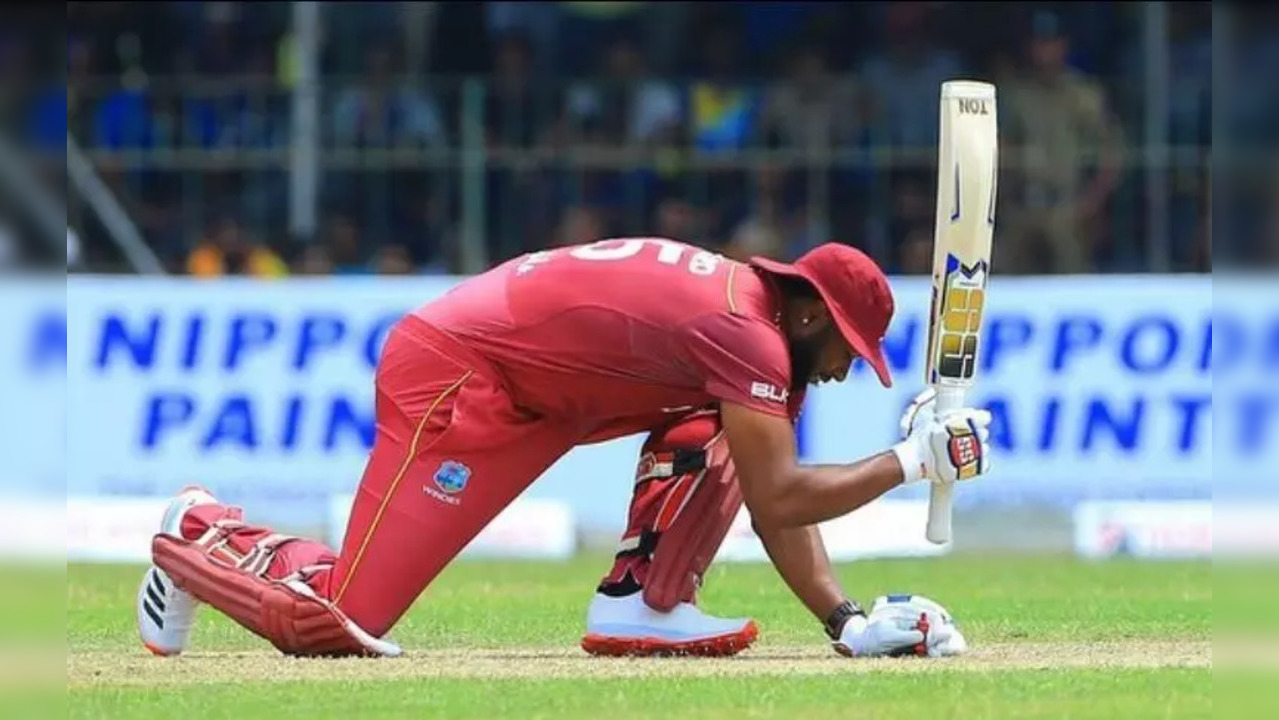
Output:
(754, 522), (848, 622)
(754, 452), (904, 529)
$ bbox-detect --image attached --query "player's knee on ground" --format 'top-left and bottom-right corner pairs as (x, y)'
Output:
(148, 498), (396, 656)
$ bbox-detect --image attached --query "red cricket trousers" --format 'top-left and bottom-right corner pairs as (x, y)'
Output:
(312, 316), (584, 636)
(174, 315), (738, 642)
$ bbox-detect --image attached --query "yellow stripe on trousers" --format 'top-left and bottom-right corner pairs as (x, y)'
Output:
(334, 370), (473, 604)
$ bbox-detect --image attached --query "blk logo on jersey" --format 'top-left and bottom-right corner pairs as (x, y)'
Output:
(426, 460), (471, 505)
(750, 381), (789, 404)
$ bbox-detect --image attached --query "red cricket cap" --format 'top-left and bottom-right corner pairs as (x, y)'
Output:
(750, 243), (896, 387)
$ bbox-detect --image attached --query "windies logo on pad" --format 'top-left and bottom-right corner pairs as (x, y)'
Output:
(426, 461), (471, 506)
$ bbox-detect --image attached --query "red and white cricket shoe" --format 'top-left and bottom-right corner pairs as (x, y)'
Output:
(136, 486), (219, 656)
(581, 591), (758, 657)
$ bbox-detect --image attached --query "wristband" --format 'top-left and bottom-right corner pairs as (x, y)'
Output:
(823, 599), (866, 640)
(891, 440), (925, 485)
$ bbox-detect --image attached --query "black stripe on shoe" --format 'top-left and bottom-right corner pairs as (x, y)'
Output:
(145, 585), (167, 613)
(143, 600), (164, 629)
(150, 570), (167, 596)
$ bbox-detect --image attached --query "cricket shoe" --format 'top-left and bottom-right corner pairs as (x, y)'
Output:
(137, 486), (219, 656)
(581, 591), (758, 657)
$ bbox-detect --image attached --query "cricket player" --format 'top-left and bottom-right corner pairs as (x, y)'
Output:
(137, 238), (991, 659)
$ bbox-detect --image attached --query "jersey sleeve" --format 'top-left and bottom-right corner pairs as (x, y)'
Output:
(685, 313), (794, 419)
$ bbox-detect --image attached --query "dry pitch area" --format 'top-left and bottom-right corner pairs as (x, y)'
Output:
(65, 556), (1212, 719)
(70, 640), (1210, 687)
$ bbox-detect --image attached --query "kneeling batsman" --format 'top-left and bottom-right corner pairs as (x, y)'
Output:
(136, 386), (989, 661)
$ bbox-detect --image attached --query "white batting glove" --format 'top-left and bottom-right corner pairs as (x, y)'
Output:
(892, 402), (993, 485)
(898, 388), (938, 439)
(869, 595), (968, 657)
(832, 595), (967, 658)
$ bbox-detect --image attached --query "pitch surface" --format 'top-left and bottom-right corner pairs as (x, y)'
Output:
(65, 556), (1210, 718)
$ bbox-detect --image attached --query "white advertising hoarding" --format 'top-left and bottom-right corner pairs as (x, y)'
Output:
(6, 273), (1266, 536)
(716, 500), (950, 563)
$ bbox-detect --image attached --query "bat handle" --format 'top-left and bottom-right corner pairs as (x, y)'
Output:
(925, 387), (966, 545)
(926, 484), (954, 545)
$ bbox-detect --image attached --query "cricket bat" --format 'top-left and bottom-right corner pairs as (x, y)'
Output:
(924, 80), (999, 545)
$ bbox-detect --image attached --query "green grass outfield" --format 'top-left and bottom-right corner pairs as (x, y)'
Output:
(66, 555), (1210, 719)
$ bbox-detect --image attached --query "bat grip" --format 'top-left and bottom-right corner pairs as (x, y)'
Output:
(925, 387), (966, 545)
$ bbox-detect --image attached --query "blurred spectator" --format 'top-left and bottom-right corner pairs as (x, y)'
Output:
(553, 206), (606, 248)
(562, 37), (681, 146)
(724, 218), (784, 263)
(331, 48), (446, 149)
(859, 3), (963, 151)
(54, 1), (1209, 278)
(323, 2), (402, 77)
(760, 46), (861, 151)
(94, 78), (155, 151)
(655, 198), (706, 244)
(1001, 12), (1124, 274)
(294, 244), (334, 276)
(192, 4), (246, 76)
(373, 244), (416, 275)
(556, 2), (648, 73)
(325, 216), (370, 275)
(487, 34), (543, 149)
(688, 28), (757, 152)
(724, 165), (793, 261)
(897, 226), (933, 275)
(486, 2), (561, 77)
(187, 218), (288, 278)
(891, 172), (934, 241)
(20, 38), (67, 151)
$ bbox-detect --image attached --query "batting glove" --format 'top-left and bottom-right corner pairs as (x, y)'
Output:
(892, 400), (993, 485)
(898, 388), (938, 439)
(831, 595), (967, 658)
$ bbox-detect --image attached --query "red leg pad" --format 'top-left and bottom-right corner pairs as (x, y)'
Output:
(152, 535), (377, 657)
(643, 435), (743, 612)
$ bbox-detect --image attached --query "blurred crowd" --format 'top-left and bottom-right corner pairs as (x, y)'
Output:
(9, 2), (1258, 276)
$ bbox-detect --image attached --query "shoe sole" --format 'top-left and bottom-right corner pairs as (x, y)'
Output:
(580, 620), (758, 658)
(142, 641), (176, 657)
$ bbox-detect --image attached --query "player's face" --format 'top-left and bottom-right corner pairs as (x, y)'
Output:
(787, 308), (855, 389)
(812, 326), (855, 385)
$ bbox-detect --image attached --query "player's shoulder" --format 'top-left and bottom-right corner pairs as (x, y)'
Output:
(683, 305), (793, 409)
(685, 304), (788, 362)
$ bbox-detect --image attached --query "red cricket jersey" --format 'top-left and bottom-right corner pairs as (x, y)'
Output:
(413, 238), (803, 439)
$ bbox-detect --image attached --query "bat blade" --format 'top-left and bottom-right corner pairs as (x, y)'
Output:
(925, 80), (998, 545)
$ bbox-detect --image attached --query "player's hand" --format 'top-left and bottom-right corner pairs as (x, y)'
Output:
(892, 406), (992, 485)
(832, 595), (967, 658)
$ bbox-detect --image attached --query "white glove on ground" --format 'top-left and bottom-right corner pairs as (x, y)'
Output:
(832, 594), (968, 658)
(892, 389), (993, 485)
